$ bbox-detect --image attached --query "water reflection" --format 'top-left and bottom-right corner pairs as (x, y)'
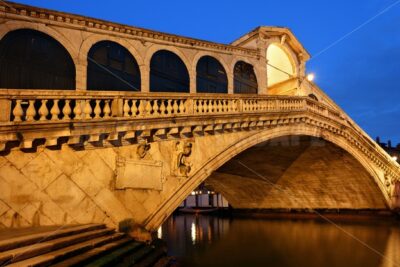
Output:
(160, 214), (400, 267)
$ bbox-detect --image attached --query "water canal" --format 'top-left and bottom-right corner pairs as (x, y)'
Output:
(159, 213), (400, 267)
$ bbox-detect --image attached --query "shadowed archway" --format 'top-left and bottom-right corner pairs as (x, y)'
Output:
(233, 61), (258, 94)
(196, 56), (228, 93)
(150, 50), (190, 93)
(0, 29), (75, 89)
(87, 40), (141, 91)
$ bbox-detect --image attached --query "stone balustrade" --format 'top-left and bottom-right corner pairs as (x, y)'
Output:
(0, 90), (343, 123)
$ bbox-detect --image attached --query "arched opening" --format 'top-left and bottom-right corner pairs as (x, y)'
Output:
(158, 135), (389, 266)
(233, 61), (258, 94)
(0, 29), (75, 89)
(196, 56), (227, 93)
(87, 41), (141, 91)
(267, 43), (295, 87)
(150, 50), (189, 93)
(207, 135), (386, 209)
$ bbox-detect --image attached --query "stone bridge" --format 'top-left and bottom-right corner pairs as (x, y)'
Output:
(0, 2), (399, 231)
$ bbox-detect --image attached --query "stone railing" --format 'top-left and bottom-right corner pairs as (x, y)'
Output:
(0, 89), (399, 183)
(0, 90), (343, 123)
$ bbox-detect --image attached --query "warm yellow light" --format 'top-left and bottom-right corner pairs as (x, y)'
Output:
(307, 73), (315, 81)
(191, 191), (196, 195)
(392, 156), (398, 161)
(157, 226), (162, 239)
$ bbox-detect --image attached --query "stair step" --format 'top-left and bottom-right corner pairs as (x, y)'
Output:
(132, 246), (166, 267)
(7, 232), (125, 267)
(52, 236), (133, 267)
(84, 242), (145, 267)
(0, 224), (105, 253)
(114, 246), (154, 267)
(0, 228), (114, 265)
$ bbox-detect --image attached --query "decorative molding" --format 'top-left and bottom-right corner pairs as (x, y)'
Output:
(0, 1), (259, 57)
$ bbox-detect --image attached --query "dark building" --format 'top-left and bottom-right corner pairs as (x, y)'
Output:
(376, 137), (400, 163)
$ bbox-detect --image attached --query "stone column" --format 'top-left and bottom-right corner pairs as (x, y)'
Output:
(190, 71), (196, 93)
(75, 62), (87, 91)
(141, 65), (150, 93)
(227, 71), (234, 94)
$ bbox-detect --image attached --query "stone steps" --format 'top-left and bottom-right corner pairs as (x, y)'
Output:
(0, 224), (168, 267)
(0, 226), (114, 265)
(52, 236), (133, 267)
(7, 232), (125, 267)
(0, 224), (105, 253)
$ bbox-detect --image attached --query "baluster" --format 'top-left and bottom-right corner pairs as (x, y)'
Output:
(138, 100), (146, 116)
(104, 100), (111, 118)
(62, 100), (71, 120)
(84, 100), (92, 119)
(26, 100), (36, 121)
(227, 100), (232, 113)
(131, 100), (138, 117)
(166, 100), (172, 115)
(179, 100), (185, 114)
(198, 100), (203, 113)
(50, 99), (60, 121)
(159, 100), (166, 116)
(194, 100), (198, 113)
(172, 100), (179, 114)
(145, 100), (152, 116)
(13, 99), (23, 122)
(152, 100), (159, 116)
(203, 100), (207, 113)
(94, 100), (101, 119)
(39, 100), (49, 121)
(123, 99), (130, 117)
(216, 100), (221, 113)
(73, 100), (83, 120)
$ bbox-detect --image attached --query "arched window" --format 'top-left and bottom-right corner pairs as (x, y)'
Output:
(87, 41), (140, 91)
(150, 50), (189, 93)
(0, 29), (75, 89)
(196, 56), (227, 93)
(233, 61), (258, 94)
(308, 94), (318, 101)
(267, 44), (295, 87)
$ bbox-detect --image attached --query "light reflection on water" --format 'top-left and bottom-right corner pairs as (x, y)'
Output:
(160, 214), (400, 267)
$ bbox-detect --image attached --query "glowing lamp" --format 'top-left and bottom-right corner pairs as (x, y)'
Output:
(307, 73), (315, 82)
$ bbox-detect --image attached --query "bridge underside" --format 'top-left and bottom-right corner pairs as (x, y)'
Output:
(206, 136), (387, 210)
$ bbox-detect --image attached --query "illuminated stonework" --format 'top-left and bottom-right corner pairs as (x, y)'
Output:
(0, 2), (399, 231)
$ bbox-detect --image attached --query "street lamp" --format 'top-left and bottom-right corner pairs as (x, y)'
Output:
(307, 73), (315, 82)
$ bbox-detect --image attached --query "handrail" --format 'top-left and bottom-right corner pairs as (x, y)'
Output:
(0, 89), (344, 123)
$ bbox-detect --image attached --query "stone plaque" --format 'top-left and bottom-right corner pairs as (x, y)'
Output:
(116, 158), (163, 190)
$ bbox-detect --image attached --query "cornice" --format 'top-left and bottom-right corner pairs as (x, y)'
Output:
(0, 1), (260, 57)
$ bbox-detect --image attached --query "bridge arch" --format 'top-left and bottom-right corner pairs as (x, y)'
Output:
(266, 42), (297, 87)
(0, 28), (75, 89)
(145, 125), (387, 230)
(192, 51), (231, 93)
(0, 21), (79, 65)
(233, 60), (258, 94)
(149, 49), (190, 93)
(87, 40), (141, 91)
(195, 55), (228, 93)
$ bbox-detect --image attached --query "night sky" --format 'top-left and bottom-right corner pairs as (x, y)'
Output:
(8, 0), (400, 144)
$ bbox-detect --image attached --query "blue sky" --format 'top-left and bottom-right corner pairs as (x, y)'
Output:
(9, 0), (400, 144)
